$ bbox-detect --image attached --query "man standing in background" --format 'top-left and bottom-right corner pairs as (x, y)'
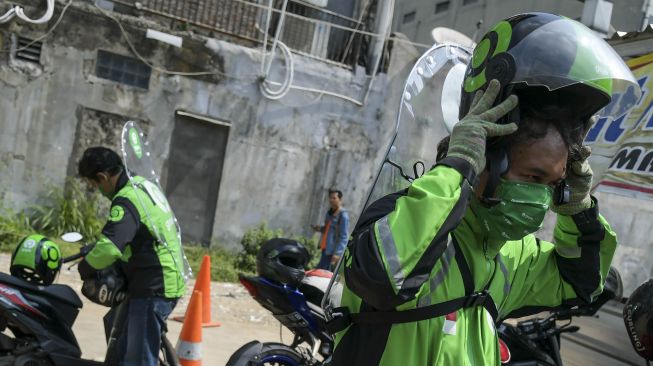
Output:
(312, 189), (349, 271)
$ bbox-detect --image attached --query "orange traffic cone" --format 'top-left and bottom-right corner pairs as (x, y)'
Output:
(174, 255), (221, 327)
(176, 290), (203, 366)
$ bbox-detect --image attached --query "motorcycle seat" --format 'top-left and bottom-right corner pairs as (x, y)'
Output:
(0, 273), (82, 309)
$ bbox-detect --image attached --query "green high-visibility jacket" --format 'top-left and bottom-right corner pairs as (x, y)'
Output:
(80, 172), (186, 299)
(331, 157), (616, 366)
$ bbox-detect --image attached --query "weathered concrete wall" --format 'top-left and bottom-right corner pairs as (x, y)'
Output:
(0, 1), (404, 248)
(202, 39), (399, 247)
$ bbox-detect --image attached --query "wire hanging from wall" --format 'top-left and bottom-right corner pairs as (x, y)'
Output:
(0, 0), (73, 54)
(257, 0), (367, 105)
(95, 3), (259, 80)
(259, 40), (294, 100)
(1, 0), (401, 107)
(258, 0), (293, 100)
(0, 0), (55, 24)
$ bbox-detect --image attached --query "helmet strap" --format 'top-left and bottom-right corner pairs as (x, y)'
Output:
(481, 85), (520, 205)
(481, 147), (509, 206)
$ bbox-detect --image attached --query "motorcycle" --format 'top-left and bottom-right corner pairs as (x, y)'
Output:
(226, 269), (334, 366)
(497, 267), (624, 366)
(0, 232), (179, 366)
(229, 251), (629, 366)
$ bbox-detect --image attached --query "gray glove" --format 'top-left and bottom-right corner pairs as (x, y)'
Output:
(552, 146), (593, 216)
(447, 79), (519, 175)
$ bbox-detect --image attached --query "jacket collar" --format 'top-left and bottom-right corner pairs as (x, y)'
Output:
(459, 202), (507, 258)
(113, 170), (130, 194)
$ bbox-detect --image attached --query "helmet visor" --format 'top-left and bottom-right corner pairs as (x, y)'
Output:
(508, 18), (641, 119)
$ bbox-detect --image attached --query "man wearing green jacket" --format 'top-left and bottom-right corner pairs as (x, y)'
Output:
(329, 13), (640, 365)
(78, 146), (185, 366)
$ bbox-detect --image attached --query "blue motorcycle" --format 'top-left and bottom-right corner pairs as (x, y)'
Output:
(226, 270), (334, 366)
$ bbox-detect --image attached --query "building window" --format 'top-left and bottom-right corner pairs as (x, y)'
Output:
(403, 11), (416, 24)
(435, 1), (450, 14)
(95, 50), (151, 89)
(462, 0), (479, 5)
(15, 36), (42, 63)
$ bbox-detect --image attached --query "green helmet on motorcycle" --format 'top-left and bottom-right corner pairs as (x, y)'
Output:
(459, 12), (640, 200)
(10, 234), (62, 286)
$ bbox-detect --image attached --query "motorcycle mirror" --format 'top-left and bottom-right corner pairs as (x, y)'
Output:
(61, 232), (83, 243)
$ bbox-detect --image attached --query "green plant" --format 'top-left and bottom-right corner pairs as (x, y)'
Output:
(30, 179), (106, 242)
(294, 234), (320, 268)
(179, 221), (319, 284)
(0, 178), (105, 254)
(234, 222), (321, 275)
(182, 243), (239, 282)
(235, 222), (284, 274)
(0, 210), (34, 252)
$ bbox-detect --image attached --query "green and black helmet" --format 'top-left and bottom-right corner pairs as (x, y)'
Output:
(461, 12), (639, 121)
(459, 12), (640, 201)
(11, 234), (62, 286)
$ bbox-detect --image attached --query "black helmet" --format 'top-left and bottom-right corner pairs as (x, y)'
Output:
(624, 278), (653, 361)
(461, 12), (638, 120)
(460, 12), (640, 201)
(256, 238), (310, 286)
(11, 234), (62, 286)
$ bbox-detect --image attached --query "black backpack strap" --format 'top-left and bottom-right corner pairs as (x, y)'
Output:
(451, 234), (500, 321)
(451, 235), (474, 295)
(326, 235), (499, 334)
(326, 290), (498, 334)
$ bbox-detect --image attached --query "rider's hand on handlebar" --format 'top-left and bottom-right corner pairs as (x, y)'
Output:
(74, 244), (96, 280)
(77, 259), (95, 280)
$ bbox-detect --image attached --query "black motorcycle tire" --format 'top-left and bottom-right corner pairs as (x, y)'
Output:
(160, 336), (181, 366)
(226, 341), (305, 366)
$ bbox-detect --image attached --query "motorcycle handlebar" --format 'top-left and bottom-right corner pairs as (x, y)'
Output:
(61, 244), (94, 264)
(554, 307), (591, 320)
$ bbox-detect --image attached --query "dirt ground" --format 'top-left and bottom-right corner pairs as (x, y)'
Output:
(0, 254), (292, 364)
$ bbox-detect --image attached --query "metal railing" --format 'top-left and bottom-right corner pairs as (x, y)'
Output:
(113, 0), (377, 68)
(273, 0), (367, 66)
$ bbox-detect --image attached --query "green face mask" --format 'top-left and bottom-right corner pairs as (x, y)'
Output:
(472, 179), (553, 241)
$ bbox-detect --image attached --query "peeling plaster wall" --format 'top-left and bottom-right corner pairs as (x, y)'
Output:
(200, 39), (398, 247)
(0, 2), (406, 249)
